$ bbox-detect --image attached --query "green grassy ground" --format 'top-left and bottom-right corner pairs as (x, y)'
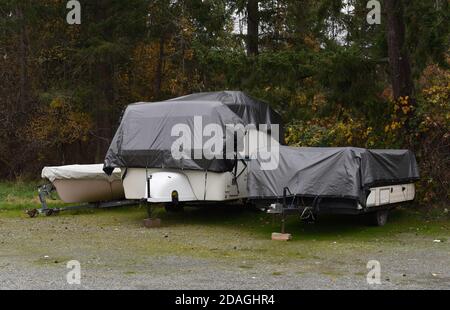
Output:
(0, 181), (65, 217)
(0, 182), (39, 214)
(0, 182), (449, 289)
(0, 181), (448, 243)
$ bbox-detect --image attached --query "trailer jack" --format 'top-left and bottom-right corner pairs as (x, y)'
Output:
(267, 188), (319, 240)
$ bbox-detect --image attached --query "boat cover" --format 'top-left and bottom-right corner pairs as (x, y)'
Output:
(247, 146), (419, 205)
(103, 91), (283, 175)
(42, 164), (122, 183)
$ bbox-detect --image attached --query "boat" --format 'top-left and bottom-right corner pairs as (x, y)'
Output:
(41, 164), (124, 203)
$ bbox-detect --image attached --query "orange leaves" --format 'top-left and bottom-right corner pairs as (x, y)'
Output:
(26, 97), (92, 146)
(384, 95), (415, 137)
(285, 114), (375, 148)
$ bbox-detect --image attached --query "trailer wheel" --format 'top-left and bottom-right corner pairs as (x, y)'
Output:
(164, 203), (184, 213)
(372, 210), (389, 227)
(26, 209), (38, 218)
(44, 209), (54, 216)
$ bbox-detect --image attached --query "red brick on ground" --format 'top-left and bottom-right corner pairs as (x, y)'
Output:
(271, 233), (292, 241)
(143, 218), (161, 228)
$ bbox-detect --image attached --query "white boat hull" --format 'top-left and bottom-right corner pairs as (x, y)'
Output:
(41, 164), (125, 203)
(53, 179), (124, 203)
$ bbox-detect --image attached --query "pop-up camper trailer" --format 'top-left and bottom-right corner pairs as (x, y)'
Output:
(247, 146), (420, 226)
(103, 91), (283, 210)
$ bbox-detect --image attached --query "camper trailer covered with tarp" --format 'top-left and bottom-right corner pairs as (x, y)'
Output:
(103, 91), (283, 175)
(247, 146), (420, 220)
(103, 91), (283, 204)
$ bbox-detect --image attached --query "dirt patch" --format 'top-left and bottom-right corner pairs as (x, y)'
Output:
(0, 206), (449, 289)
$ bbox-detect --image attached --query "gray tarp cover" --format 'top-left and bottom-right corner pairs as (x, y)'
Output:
(104, 91), (283, 174)
(247, 146), (419, 205)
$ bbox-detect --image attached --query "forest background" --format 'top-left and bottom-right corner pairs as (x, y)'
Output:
(0, 0), (448, 207)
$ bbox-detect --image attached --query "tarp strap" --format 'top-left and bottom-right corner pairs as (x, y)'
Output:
(283, 187), (297, 208)
(312, 196), (322, 214)
(236, 159), (247, 179)
(232, 154), (238, 181)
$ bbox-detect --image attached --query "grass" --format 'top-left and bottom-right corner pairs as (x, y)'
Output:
(0, 181), (85, 217)
(1, 182), (448, 289)
(0, 181), (40, 206)
(0, 181), (449, 246)
(0, 181), (42, 216)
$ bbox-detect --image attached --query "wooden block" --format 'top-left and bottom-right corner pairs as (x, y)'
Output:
(143, 218), (161, 228)
(271, 232), (292, 241)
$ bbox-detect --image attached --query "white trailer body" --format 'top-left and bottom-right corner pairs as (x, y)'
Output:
(121, 129), (276, 203)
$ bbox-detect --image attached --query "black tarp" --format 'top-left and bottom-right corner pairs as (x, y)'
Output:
(247, 146), (419, 205)
(170, 91), (284, 132)
(104, 91), (283, 174)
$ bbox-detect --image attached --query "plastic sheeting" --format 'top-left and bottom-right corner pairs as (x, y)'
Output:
(104, 91), (283, 175)
(42, 164), (122, 183)
(247, 146), (419, 205)
(170, 91), (284, 131)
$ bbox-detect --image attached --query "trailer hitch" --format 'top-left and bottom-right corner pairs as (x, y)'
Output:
(26, 183), (139, 218)
(267, 187), (317, 240)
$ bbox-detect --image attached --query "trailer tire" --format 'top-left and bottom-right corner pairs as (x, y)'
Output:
(164, 203), (184, 213)
(372, 210), (389, 227)
(26, 209), (38, 218)
(242, 199), (261, 212)
(44, 209), (54, 216)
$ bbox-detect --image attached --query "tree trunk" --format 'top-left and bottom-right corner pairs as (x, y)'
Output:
(92, 1), (114, 163)
(16, 4), (30, 113)
(246, 0), (259, 56)
(154, 35), (165, 99)
(95, 62), (114, 163)
(384, 0), (414, 100)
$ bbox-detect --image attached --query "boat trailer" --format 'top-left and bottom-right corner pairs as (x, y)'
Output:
(26, 184), (139, 218)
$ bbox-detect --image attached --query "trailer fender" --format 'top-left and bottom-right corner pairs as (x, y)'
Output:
(147, 172), (197, 202)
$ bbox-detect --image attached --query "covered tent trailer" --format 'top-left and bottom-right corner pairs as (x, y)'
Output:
(103, 91), (283, 207)
(247, 146), (420, 225)
(121, 129), (276, 204)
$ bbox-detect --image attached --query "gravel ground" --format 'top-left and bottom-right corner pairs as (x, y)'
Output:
(0, 208), (449, 290)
